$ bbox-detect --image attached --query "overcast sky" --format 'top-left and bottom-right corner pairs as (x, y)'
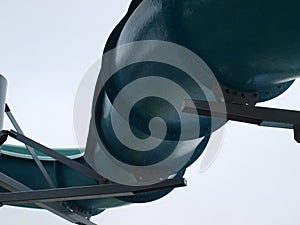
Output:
(0, 1), (300, 225)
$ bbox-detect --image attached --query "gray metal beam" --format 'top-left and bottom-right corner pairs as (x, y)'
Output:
(8, 130), (107, 183)
(0, 178), (186, 205)
(0, 171), (96, 225)
(5, 104), (56, 188)
(183, 99), (300, 142)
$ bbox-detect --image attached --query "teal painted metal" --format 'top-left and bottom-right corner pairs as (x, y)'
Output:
(115, 0), (298, 96)
(174, 0), (299, 93)
(1, 0), (299, 218)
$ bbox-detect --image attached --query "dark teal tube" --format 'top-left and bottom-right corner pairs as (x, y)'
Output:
(1, 0), (299, 217)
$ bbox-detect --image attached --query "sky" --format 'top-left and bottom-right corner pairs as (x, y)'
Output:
(0, 1), (300, 225)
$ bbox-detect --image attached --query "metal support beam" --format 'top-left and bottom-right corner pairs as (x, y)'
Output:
(5, 104), (55, 188)
(7, 130), (107, 183)
(0, 171), (96, 225)
(183, 99), (300, 142)
(0, 130), (8, 146)
(0, 128), (187, 224)
(0, 178), (186, 205)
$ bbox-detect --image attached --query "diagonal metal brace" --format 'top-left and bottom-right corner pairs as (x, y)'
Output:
(5, 104), (56, 188)
(0, 171), (96, 225)
(2, 130), (107, 183)
(183, 99), (300, 143)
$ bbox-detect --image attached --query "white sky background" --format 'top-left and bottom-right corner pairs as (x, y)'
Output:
(0, 1), (300, 225)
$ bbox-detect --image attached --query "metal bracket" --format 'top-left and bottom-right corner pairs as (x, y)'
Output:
(183, 99), (300, 143)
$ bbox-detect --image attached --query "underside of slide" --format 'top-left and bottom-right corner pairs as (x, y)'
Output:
(0, 0), (300, 220)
